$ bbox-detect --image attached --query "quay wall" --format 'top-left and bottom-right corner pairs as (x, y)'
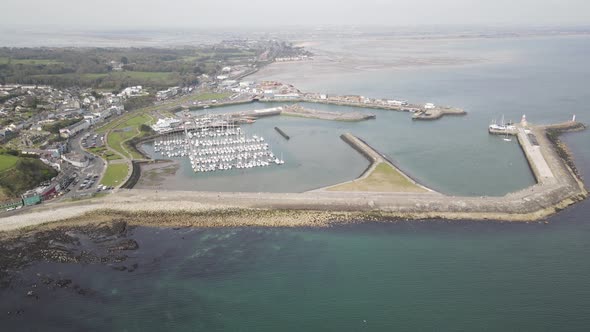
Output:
(338, 134), (376, 180)
(516, 130), (544, 184)
(176, 96), (462, 121)
(259, 97), (464, 120)
(339, 133), (379, 165)
(412, 109), (466, 120)
(120, 161), (142, 189)
(185, 99), (255, 111)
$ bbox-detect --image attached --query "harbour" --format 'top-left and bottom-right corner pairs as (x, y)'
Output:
(2, 31), (590, 332)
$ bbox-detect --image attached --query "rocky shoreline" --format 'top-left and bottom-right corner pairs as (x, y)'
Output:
(0, 219), (143, 317)
(1, 191), (586, 317)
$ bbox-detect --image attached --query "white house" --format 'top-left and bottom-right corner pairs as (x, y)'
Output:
(387, 100), (408, 106)
(61, 153), (89, 168)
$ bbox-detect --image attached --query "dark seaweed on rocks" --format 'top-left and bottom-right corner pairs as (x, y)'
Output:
(0, 220), (139, 290)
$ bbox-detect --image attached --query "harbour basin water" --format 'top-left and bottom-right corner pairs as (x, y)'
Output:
(141, 100), (535, 196)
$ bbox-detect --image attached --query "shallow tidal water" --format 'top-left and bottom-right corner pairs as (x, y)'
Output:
(2, 35), (590, 331)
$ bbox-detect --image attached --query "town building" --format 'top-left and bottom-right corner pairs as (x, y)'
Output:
(59, 119), (91, 138)
(156, 87), (180, 101)
(61, 153), (89, 168)
(152, 118), (182, 134)
(118, 86), (145, 98)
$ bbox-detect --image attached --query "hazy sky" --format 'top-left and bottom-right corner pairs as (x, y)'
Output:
(2, 0), (589, 28)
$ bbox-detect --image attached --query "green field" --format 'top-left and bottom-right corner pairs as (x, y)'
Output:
(106, 113), (154, 158)
(0, 57), (62, 65)
(100, 163), (129, 187)
(30, 71), (180, 86)
(107, 130), (135, 158)
(0, 154), (19, 172)
(328, 162), (427, 193)
(87, 147), (122, 161)
(95, 116), (125, 134)
(118, 114), (154, 128)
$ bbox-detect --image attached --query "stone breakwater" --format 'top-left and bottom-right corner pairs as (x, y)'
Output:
(280, 104), (376, 121)
(0, 123), (586, 232)
(335, 133), (435, 192)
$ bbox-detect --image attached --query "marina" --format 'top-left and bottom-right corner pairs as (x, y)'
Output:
(153, 114), (284, 173)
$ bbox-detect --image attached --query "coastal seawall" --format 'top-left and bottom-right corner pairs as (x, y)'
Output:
(0, 123), (586, 231)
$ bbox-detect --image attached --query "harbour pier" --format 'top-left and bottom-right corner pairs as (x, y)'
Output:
(296, 95), (466, 120)
(280, 104), (376, 121)
(225, 105), (376, 122)
(184, 92), (465, 121)
(412, 107), (467, 120)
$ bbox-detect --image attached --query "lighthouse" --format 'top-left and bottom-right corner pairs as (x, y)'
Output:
(520, 114), (528, 127)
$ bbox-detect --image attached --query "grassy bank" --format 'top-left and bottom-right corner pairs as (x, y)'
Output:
(0, 155), (19, 173)
(0, 157), (58, 199)
(87, 147), (122, 161)
(106, 113), (154, 159)
(100, 163), (129, 187)
(328, 162), (427, 193)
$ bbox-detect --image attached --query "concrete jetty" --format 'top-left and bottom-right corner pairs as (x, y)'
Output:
(412, 107), (467, 120)
(517, 127), (554, 182)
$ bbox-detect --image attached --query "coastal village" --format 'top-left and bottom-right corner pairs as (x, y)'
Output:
(0, 38), (315, 210)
